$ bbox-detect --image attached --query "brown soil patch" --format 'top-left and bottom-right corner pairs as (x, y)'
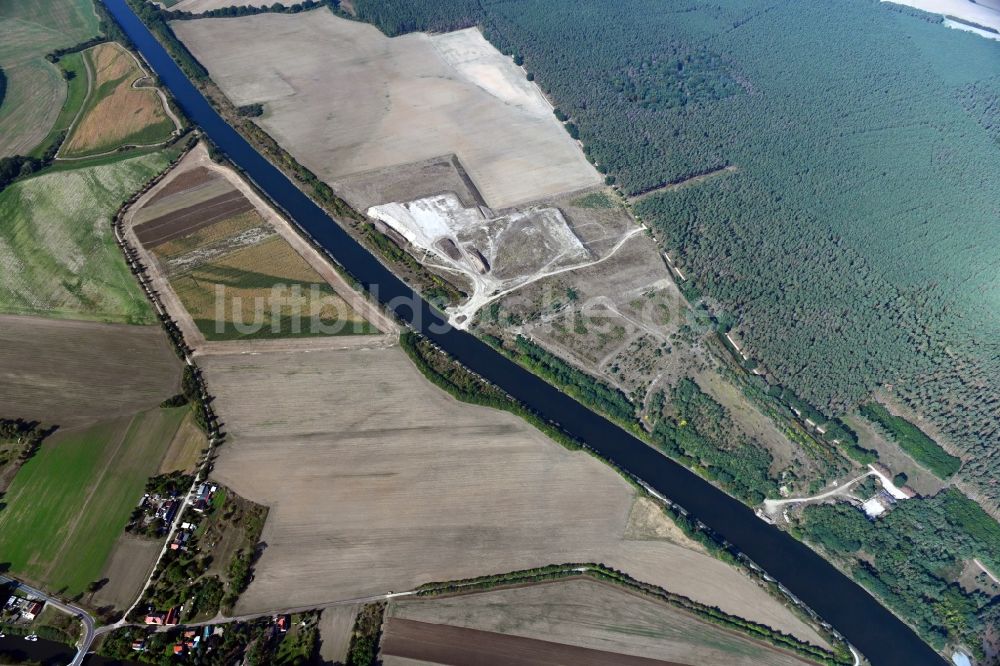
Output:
(381, 618), (687, 666)
(134, 190), (254, 246)
(0, 315), (181, 429)
(146, 166), (217, 205)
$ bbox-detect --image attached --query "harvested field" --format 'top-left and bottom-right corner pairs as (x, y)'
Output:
(381, 618), (687, 666)
(90, 533), (162, 611)
(0, 151), (172, 323)
(318, 604), (361, 664)
(124, 143), (391, 346)
(0, 406), (189, 596)
(62, 42), (175, 158)
(202, 345), (824, 645)
(173, 11), (601, 208)
(386, 578), (820, 666)
(157, 411), (206, 474)
(0, 315), (182, 430)
(0, 0), (99, 156)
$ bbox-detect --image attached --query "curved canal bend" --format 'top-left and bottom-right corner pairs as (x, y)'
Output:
(102, 2), (944, 664)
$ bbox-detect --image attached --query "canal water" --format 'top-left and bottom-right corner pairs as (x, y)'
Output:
(0, 634), (132, 665)
(99, 2), (945, 663)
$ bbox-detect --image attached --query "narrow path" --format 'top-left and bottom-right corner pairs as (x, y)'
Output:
(762, 472), (871, 517)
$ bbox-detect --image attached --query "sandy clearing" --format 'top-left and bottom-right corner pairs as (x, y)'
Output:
(317, 604), (361, 664)
(201, 345), (824, 645)
(388, 578), (820, 665)
(882, 0), (1000, 32)
(0, 315), (181, 429)
(173, 11), (601, 208)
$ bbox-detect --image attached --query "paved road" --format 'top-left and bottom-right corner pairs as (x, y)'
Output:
(0, 575), (94, 666)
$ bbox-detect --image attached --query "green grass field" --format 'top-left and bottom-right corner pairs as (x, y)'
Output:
(0, 150), (173, 324)
(0, 0), (100, 157)
(0, 407), (188, 597)
(27, 51), (90, 159)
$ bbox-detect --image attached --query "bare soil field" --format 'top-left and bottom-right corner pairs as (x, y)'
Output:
(89, 533), (161, 611)
(157, 411), (206, 474)
(381, 618), (687, 666)
(123, 143), (394, 347)
(173, 10), (601, 209)
(0, 315), (181, 429)
(387, 579), (820, 665)
(201, 345), (824, 644)
(62, 42), (175, 157)
(317, 604), (361, 664)
(333, 155), (485, 212)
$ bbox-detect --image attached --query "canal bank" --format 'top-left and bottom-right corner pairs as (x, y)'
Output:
(99, 2), (945, 664)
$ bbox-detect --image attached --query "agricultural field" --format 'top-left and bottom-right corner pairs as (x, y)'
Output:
(125, 144), (387, 344)
(201, 344), (825, 645)
(384, 578), (818, 665)
(172, 9), (601, 209)
(0, 406), (190, 597)
(62, 42), (177, 158)
(317, 604), (362, 665)
(381, 619), (686, 666)
(0, 0), (100, 156)
(0, 315), (182, 430)
(0, 150), (173, 323)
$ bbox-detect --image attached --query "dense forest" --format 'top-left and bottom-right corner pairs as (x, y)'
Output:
(797, 490), (1000, 657)
(352, 0), (1000, 504)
